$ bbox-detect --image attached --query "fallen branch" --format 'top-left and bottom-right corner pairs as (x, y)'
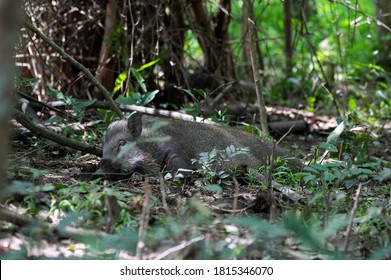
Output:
(16, 90), (68, 119)
(48, 99), (216, 124)
(13, 108), (102, 156)
(153, 236), (205, 260)
(269, 120), (307, 135)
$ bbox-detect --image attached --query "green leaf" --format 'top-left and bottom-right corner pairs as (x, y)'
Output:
(180, 88), (198, 103)
(321, 214), (348, 239)
(209, 149), (217, 160)
(140, 90), (159, 105)
(324, 172), (337, 183)
(113, 71), (128, 94)
(194, 88), (208, 98)
(45, 116), (64, 124)
(319, 142), (338, 152)
(6, 181), (34, 195)
(47, 88), (65, 101)
(131, 68), (147, 92)
(303, 174), (317, 184)
(137, 59), (160, 71)
(51, 183), (68, 190)
(204, 184), (223, 194)
(304, 164), (330, 173)
(31, 169), (48, 178)
(42, 184), (56, 191)
(348, 98), (357, 110)
(327, 121), (345, 144)
(376, 168), (391, 182)
(74, 99), (96, 109)
(117, 95), (140, 105)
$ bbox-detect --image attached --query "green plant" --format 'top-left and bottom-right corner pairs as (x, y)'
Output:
(46, 87), (96, 120)
(191, 145), (250, 192)
(302, 161), (376, 190)
(302, 123), (379, 192)
(114, 60), (160, 106)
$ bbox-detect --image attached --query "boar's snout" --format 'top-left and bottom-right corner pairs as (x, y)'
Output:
(94, 167), (105, 175)
(94, 155), (160, 180)
(94, 158), (132, 180)
(94, 158), (120, 175)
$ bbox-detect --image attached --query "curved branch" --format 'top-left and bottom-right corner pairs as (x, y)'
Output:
(14, 109), (102, 156)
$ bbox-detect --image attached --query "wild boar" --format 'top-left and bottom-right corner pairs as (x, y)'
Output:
(95, 113), (302, 177)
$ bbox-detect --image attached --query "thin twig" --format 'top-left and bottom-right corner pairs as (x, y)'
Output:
(232, 175), (239, 211)
(275, 117), (300, 146)
(153, 236), (205, 260)
(210, 203), (255, 213)
(136, 177), (152, 259)
(322, 174), (330, 226)
(248, 18), (268, 135)
(159, 173), (170, 216)
(24, 20), (124, 119)
(267, 143), (277, 222)
(343, 183), (363, 252)
(336, 0), (391, 32)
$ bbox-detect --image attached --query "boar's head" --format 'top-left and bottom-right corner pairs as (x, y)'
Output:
(95, 113), (159, 177)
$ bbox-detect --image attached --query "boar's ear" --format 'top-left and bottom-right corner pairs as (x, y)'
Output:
(127, 112), (142, 138)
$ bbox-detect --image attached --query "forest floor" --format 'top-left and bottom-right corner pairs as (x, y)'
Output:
(2, 107), (390, 259)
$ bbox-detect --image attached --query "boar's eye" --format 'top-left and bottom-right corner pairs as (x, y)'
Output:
(117, 139), (127, 148)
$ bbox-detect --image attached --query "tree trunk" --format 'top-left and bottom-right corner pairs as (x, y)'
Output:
(159, 0), (188, 104)
(189, 0), (235, 90)
(0, 0), (22, 198)
(242, 0), (254, 82)
(283, 0), (293, 77)
(375, 0), (391, 69)
(93, 0), (119, 99)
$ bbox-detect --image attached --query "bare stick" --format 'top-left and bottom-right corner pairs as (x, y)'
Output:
(232, 176), (239, 211)
(248, 18), (268, 135)
(343, 183), (363, 252)
(159, 173), (170, 215)
(267, 143), (277, 221)
(24, 20), (124, 119)
(322, 175), (330, 226)
(93, 101), (216, 124)
(136, 177), (152, 259)
(47, 99), (216, 124)
(153, 236), (205, 260)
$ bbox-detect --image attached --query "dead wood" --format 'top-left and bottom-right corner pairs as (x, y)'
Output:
(13, 109), (102, 156)
(269, 120), (307, 134)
